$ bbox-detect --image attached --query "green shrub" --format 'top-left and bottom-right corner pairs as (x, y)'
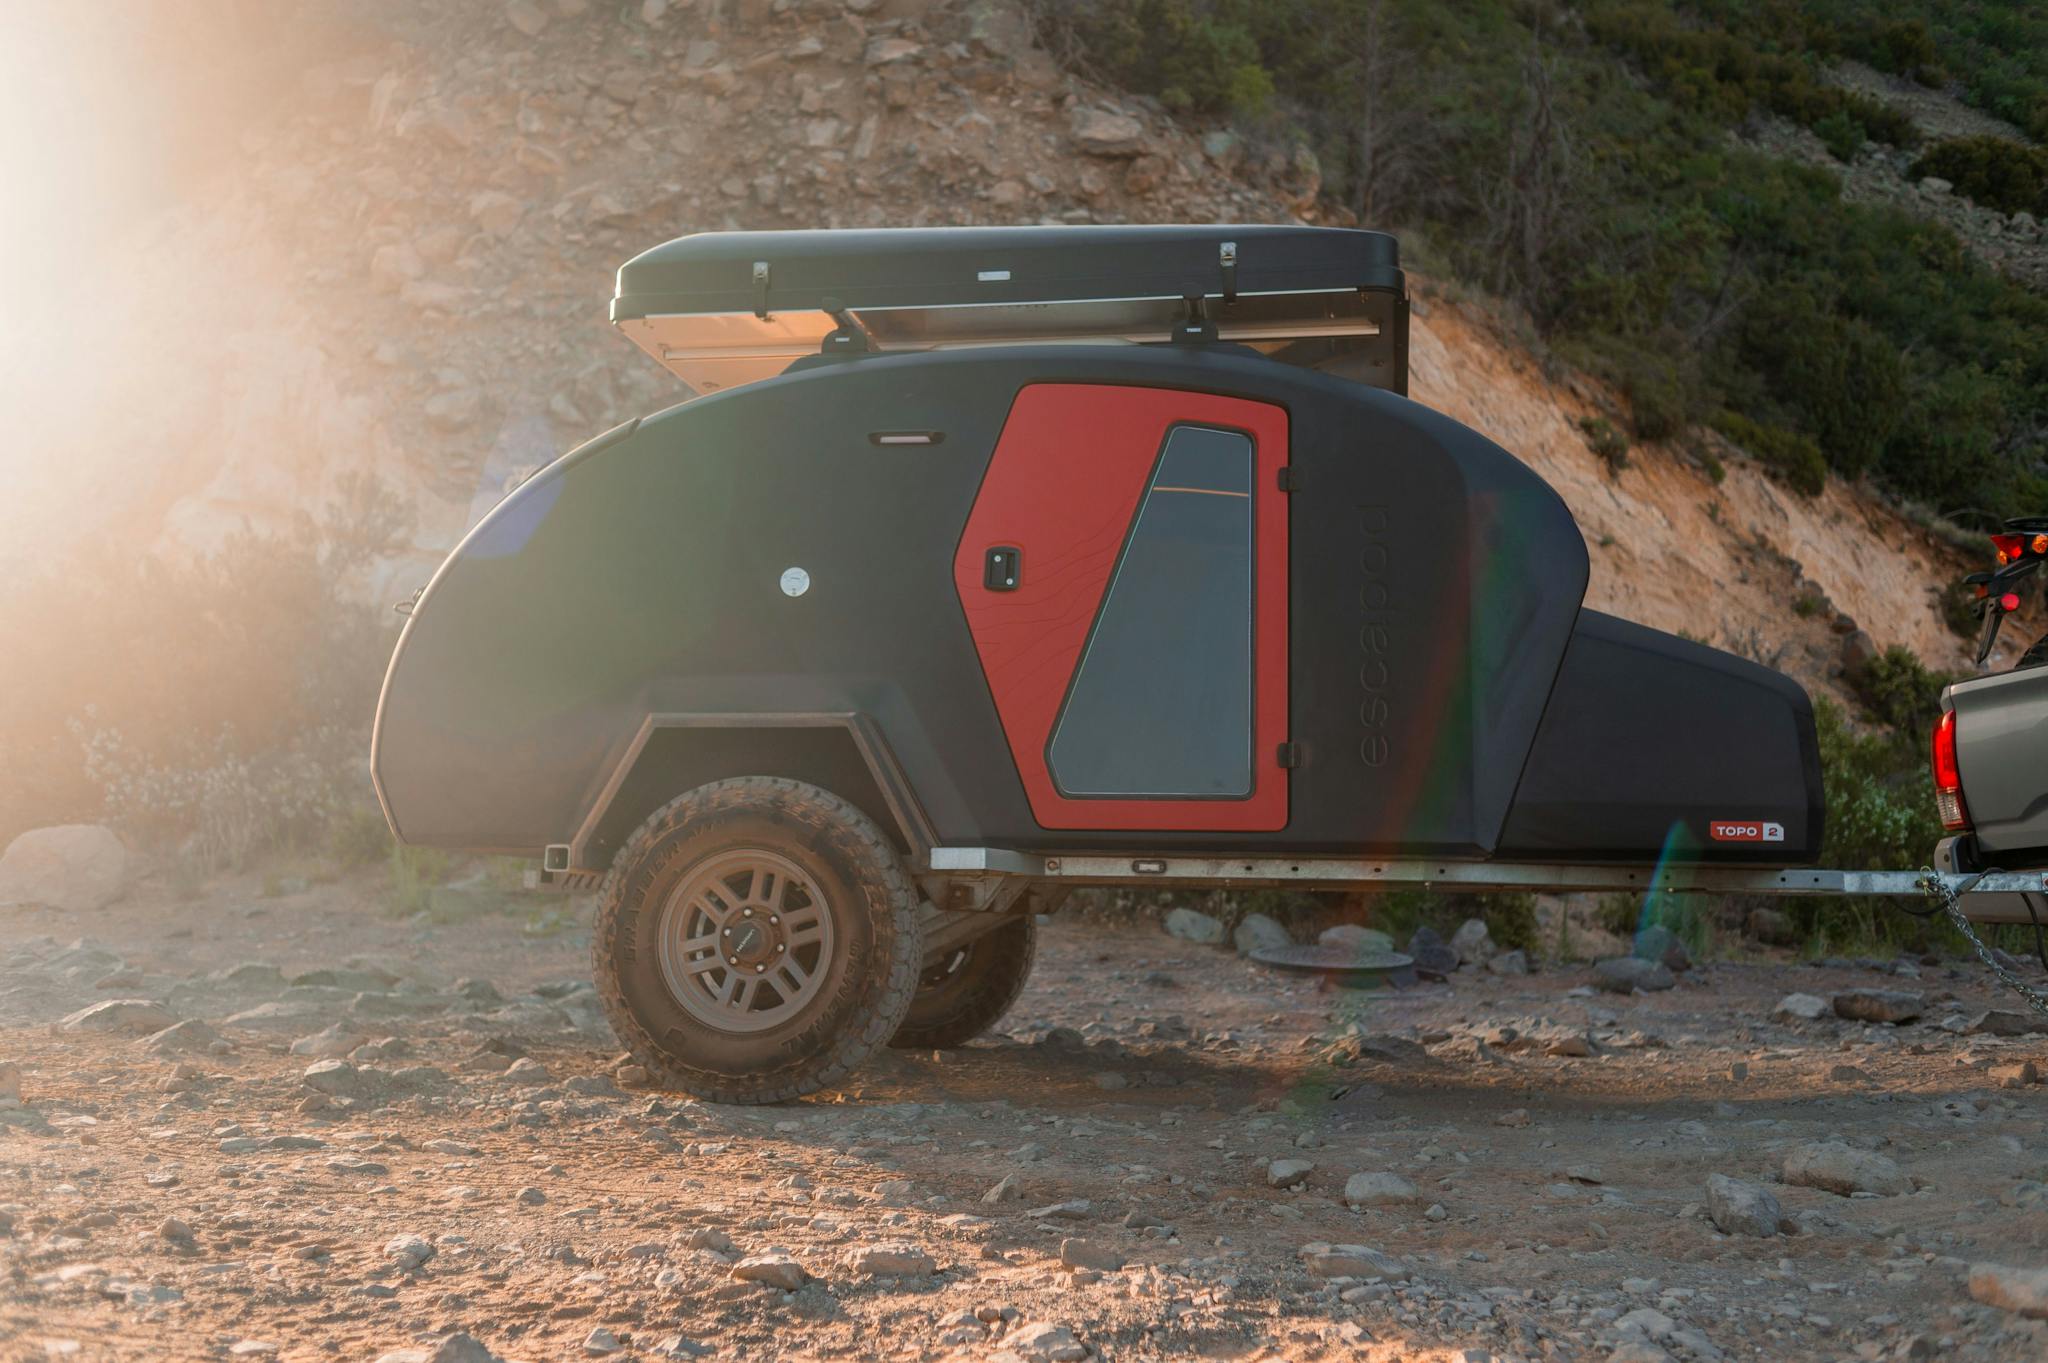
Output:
(1940, 577), (1984, 640)
(1713, 411), (1827, 496)
(1814, 110), (1864, 162)
(1579, 415), (1629, 473)
(387, 844), (456, 918)
(328, 805), (395, 869)
(1910, 135), (2048, 217)
(1847, 645), (1953, 740)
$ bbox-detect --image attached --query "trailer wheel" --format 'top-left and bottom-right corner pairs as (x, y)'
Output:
(593, 777), (921, 1104)
(889, 915), (1038, 1050)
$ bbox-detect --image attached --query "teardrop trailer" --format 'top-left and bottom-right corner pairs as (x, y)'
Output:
(371, 225), (2048, 1102)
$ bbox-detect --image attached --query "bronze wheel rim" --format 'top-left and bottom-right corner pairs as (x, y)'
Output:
(657, 849), (834, 1033)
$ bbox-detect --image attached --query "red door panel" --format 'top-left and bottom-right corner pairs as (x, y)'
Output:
(953, 383), (1289, 831)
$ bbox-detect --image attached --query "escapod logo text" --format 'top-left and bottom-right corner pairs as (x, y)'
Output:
(1709, 820), (1785, 843)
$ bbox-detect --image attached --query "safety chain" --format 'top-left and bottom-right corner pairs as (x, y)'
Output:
(1917, 871), (2048, 1020)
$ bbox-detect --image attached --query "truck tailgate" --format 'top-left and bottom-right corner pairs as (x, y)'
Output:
(1950, 665), (2048, 859)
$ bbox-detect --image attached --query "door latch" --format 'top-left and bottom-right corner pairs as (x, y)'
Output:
(984, 546), (1020, 591)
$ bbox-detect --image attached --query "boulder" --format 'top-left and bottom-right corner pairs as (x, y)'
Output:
(1705, 1173), (1781, 1237)
(1745, 907), (1797, 945)
(1058, 1237), (1124, 1272)
(1593, 958), (1675, 994)
(1070, 107), (1145, 156)
(1969, 1262), (2048, 1319)
(1772, 992), (1828, 1022)
(1781, 1140), (1909, 1197)
(1318, 924), (1395, 956)
(1267, 1158), (1315, 1187)
(1299, 1241), (1409, 1280)
(0, 824), (128, 911)
(1632, 925), (1691, 971)
(62, 998), (175, 1034)
(847, 1243), (934, 1276)
(731, 1253), (809, 1290)
(1832, 989), (1924, 1024)
(1162, 907), (1225, 945)
(1967, 1009), (2048, 1037)
(1405, 926), (1459, 979)
(1232, 912), (1292, 957)
(1449, 917), (1495, 966)
(1343, 1171), (1422, 1206)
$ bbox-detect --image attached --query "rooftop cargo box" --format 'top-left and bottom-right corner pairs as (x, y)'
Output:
(610, 225), (1410, 397)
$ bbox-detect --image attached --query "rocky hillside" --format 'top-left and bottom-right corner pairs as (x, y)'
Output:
(3, 0), (1995, 688)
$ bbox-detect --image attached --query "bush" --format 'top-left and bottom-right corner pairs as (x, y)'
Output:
(1713, 411), (1827, 497)
(1910, 135), (2048, 217)
(1814, 110), (1864, 162)
(1579, 415), (1629, 473)
(0, 473), (408, 863)
(1847, 645), (1953, 740)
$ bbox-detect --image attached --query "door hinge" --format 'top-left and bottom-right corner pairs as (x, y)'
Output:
(1275, 742), (1303, 769)
(1276, 466), (1299, 492)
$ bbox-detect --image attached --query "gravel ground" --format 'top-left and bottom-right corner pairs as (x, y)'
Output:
(5, 876), (2048, 1362)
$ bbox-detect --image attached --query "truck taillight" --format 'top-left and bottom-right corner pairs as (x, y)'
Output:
(1992, 533), (2024, 565)
(1931, 709), (1969, 832)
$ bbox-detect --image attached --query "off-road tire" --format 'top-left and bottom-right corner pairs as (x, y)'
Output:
(889, 914), (1037, 1050)
(593, 777), (921, 1104)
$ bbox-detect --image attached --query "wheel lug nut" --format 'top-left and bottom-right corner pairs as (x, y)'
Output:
(776, 943), (786, 953)
(722, 928), (731, 937)
(742, 908), (752, 918)
(755, 964), (766, 973)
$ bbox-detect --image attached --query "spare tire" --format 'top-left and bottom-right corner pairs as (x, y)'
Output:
(889, 915), (1037, 1050)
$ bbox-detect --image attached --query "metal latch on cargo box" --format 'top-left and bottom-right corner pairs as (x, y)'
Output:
(1220, 240), (1238, 304)
(752, 260), (770, 319)
(983, 546), (1021, 591)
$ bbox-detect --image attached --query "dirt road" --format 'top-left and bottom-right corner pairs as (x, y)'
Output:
(5, 879), (2048, 1362)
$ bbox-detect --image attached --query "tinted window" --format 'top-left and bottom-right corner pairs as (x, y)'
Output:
(1048, 425), (1255, 797)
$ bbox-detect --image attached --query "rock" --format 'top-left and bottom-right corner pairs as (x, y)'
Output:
(1329, 1032), (1429, 1067)
(62, 998), (175, 1034)
(302, 1059), (375, 1099)
(159, 1216), (193, 1243)
(1001, 1322), (1087, 1363)
(1745, 907), (1797, 945)
(1299, 1241), (1409, 1281)
(1632, 925), (1691, 971)
(684, 1227), (734, 1252)
(731, 1253), (809, 1290)
(1487, 949), (1529, 976)
(1991, 1061), (2039, 1088)
(1318, 924), (1395, 955)
(1841, 629), (1880, 672)
(582, 1328), (619, 1355)
(1965, 1010), (2048, 1037)
(849, 1242), (934, 1276)
(1267, 1158), (1314, 1187)
(1832, 989), (1924, 1024)
(504, 0), (550, 38)
(1494, 1108), (1531, 1127)
(1025, 1200), (1090, 1220)
(503, 1057), (549, 1083)
(143, 1019), (224, 1055)
(1919, 175), (1953, 196)
(0, 824), (128, 910)
(1070, 107), (1145, 156)
(1593, 958), (1675, 994)
(864, 37), (922, 66)
(1969, 1262), (2048, 1318)
(1233, 912), (1292, 956)
(1449, 917), (1495, 965)
(1773, 992), (1828, 1021)
(1344, 1171), (1422, 1206)
(1406, 926), (1459, 979)
(1705, 1173), (1781, 1237)
(1059, 1237), (1124, 1272)
(386, 1234), (435, 1270)
(1781, 1140), (1910, 1197)
(516, 1186), (546, 1206)
(289, 1023), (368, 1058)
(468, 190), (524, 238)
(1546, 1031), (1593, 1057)
(982, 1173), (1024, 1203)
(1162, 907), (1224, 945)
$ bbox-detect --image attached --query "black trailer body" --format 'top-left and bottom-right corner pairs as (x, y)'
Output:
(370, 226), (1825, 1101)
